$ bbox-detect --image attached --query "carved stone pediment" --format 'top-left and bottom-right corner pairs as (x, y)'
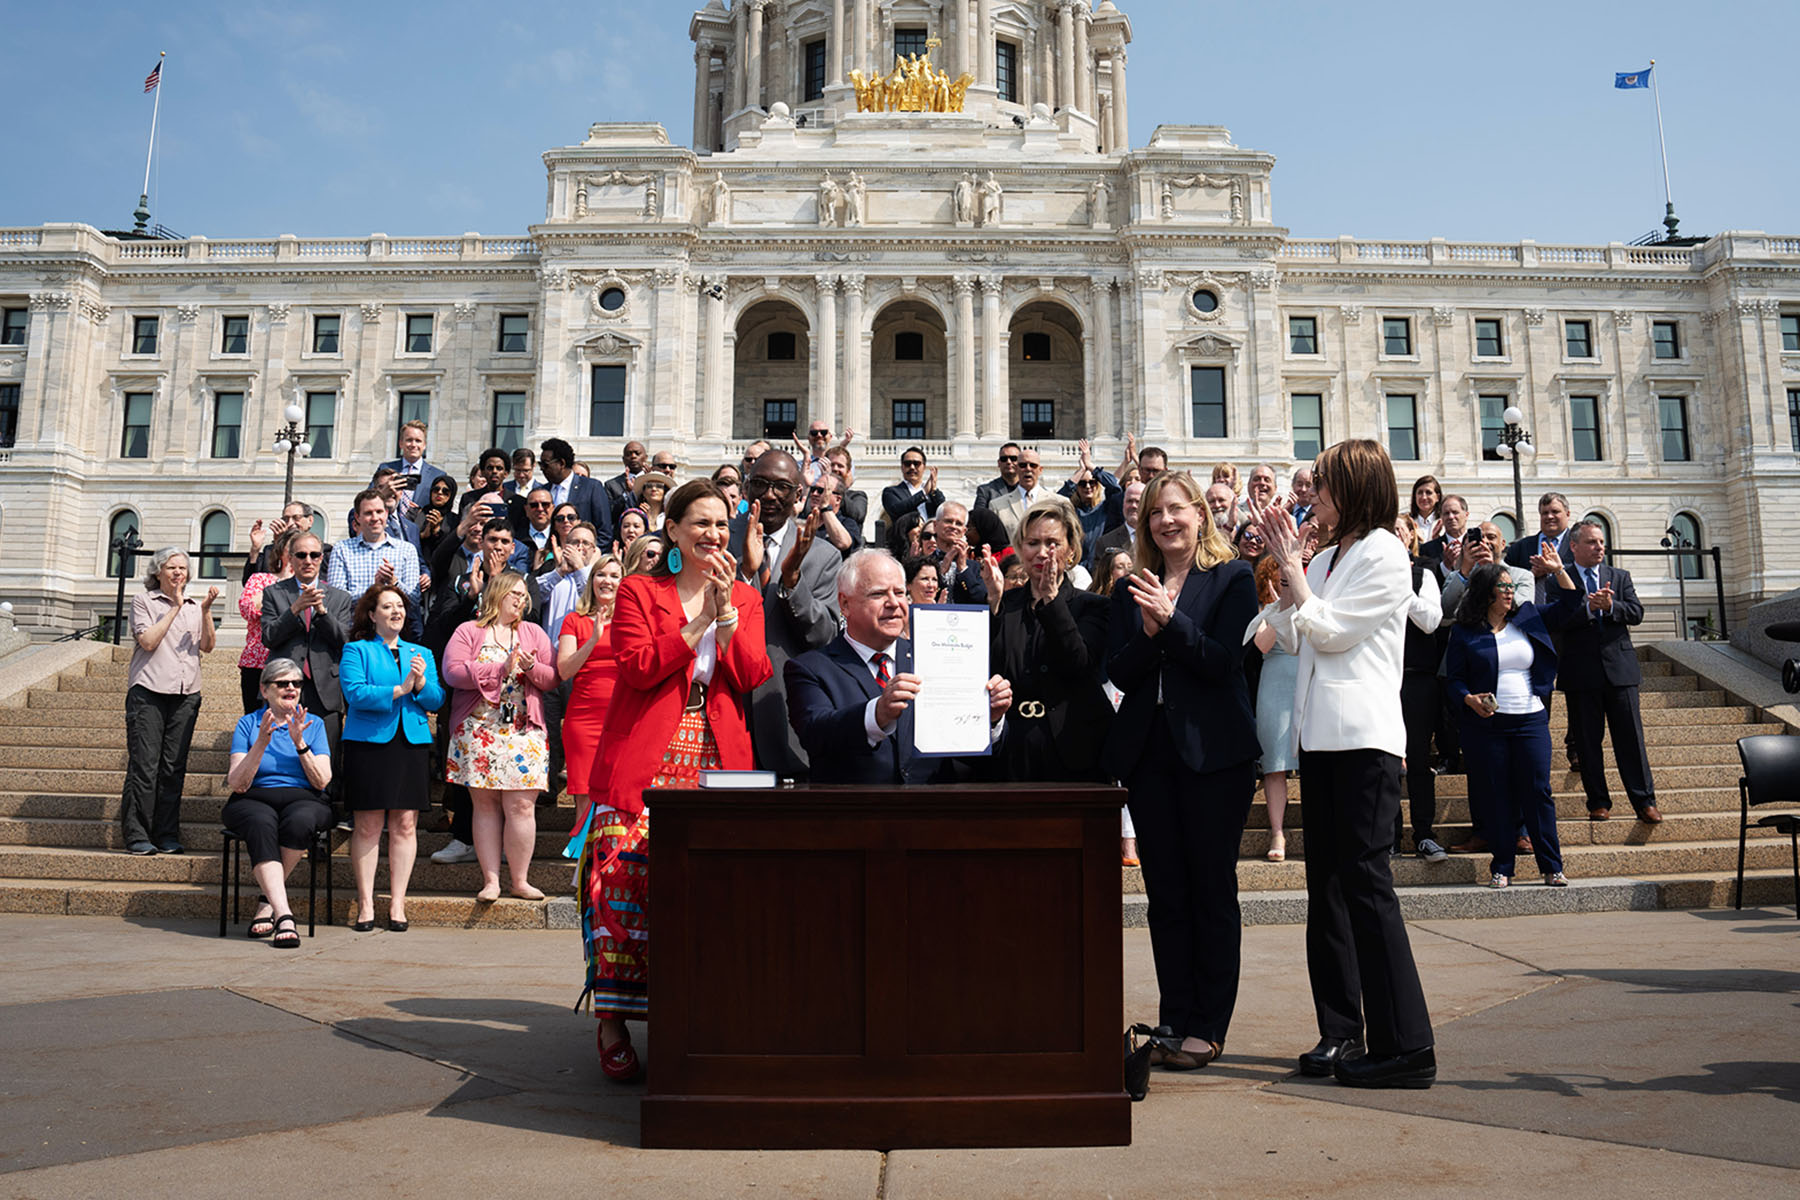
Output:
(575, 328), (642, 359)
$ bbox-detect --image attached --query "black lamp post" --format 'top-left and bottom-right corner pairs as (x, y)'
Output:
(271, 402), (311, 506)
(1662, 523), (1692, 639)
(1493, 404), (1535, 534)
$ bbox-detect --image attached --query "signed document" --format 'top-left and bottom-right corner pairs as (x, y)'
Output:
(909, 604), (992, 757)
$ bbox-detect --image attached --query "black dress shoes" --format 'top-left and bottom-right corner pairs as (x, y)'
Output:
(1297, 1036), (1364, 1077)
(1334, 1045), (1436, 1089)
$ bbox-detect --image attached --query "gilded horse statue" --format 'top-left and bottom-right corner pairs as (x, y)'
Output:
(846, 60), (973, 114)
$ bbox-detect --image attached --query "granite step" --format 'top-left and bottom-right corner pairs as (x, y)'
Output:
(0, 706), (245, 731)
(1244, 786), (1751, 828)
(0, 845), (581, 893)
(0, 880), (570, 930)
(0, 814), (578, 858)
(0, 726), (236, 750)
(0, 767), (227, 797)
(0, 746), (231, 773)
(54, 672), (243, 694)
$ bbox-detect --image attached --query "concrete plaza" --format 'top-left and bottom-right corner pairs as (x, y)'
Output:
(1, 906), (1795, 1199)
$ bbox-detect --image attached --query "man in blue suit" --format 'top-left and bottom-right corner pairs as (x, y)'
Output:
(786, 550), (1011, 785)
(539, 437), (613, 549)
(372, 419), (450, 519)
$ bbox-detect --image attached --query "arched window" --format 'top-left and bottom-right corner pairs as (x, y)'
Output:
(1581, 511), (1613, 546)
(1670, 511), (1704, 580)
(1489, 511), (1519, 541)
(106, 510), (140, 579)
(198, 511), (232, 580)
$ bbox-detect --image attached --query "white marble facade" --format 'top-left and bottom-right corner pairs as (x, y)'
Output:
(1, 0), (1798, 632)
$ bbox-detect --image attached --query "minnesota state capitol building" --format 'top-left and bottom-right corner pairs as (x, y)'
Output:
(2, 0), (1798, 632)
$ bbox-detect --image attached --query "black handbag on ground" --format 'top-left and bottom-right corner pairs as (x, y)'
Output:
(1124, 1023), (1177, 1101)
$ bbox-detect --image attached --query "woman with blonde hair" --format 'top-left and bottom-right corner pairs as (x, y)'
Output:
(1104, 472), (1259, 1071)
(557, 554), (625, 852)
(621, 533), (664, 577)
(443, 570), (560, 902)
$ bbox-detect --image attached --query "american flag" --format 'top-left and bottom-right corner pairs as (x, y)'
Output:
(144, 60), (161, 93)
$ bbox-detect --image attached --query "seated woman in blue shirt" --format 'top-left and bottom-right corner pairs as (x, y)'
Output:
(1443, 556), (1580, 890)
(222, 658), (333, 949)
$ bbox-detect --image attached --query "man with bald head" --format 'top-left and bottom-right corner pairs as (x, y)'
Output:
(786, 551), (1011, 784)
(1092, 480), (1145, 563)
(603, 441), (648, 512)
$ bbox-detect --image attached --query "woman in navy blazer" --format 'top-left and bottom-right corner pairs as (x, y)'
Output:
(339, 583), (446, 931)
(1444, 557), (1580, 890)
(1103, 471), (1259, 1072)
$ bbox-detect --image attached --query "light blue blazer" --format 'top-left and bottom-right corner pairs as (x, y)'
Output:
(340, 637), (445, 744)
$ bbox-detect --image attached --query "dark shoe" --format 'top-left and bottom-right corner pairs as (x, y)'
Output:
(247, 898), (275, 939)
(1334, 1045), (1436, 1089)
(1516, 835), (1533, 853)
(155, 842), (184, 855)
(1160, 1041), (1222, 1071)
(1449, 836), (1488, 855)
(1589, 807), (1612, 821)
(1567, 752), (1581, 773)
(350, 916), (376, 933)
(387, 918), (409, 933)
(1298, 1036), (1364, 1077)
(1638, 805), (1664, 824)
(126, 841), (158, 856)
(270, 914), (301, 950)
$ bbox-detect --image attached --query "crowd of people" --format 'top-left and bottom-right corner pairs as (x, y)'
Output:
(118, 420), (1660, 1091)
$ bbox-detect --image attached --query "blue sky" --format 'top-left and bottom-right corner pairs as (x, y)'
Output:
(3, 0), (1794, 244)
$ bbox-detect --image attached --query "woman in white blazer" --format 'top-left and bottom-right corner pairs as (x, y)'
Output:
(1254, 439), (1436, 1091)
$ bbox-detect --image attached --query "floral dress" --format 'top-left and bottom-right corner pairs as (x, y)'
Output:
(445, 640), (548, 790)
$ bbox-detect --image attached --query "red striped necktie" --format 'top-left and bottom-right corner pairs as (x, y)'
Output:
(871, 651), (891, 688)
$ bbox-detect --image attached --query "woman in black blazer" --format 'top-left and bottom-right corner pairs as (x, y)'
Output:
(978, 498), (1112, 781)
(1102, 472), (1259, 1070)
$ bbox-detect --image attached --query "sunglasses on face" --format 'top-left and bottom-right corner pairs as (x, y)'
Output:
(808, 429), (830, 438)
(270, 680), (302, 690)
(291, 551), (323, 560)
(525, 501), (553, 509)
(997, 454), (1020, 464)
(553, 513), (578, 522)
(902, 460), (924, 470)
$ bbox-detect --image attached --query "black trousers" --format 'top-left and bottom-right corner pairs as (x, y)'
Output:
(1460, 709), (1563, 878)
(239, 667), (262, 715)
(1125, 711), (1255, 1048)
(543, 677), (572, 795)
(221, 786), (333, 865)
(1298, 746), (1434, 1057)
(1566, 686), (1656, 814)
(121, 686), (203, 848)
(1398, 672), (1439, 845)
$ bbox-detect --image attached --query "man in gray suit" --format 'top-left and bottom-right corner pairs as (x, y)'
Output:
(259, 531), (356, 795)
(729, 450), (843, 780)
(1439, 523), (1533, 620)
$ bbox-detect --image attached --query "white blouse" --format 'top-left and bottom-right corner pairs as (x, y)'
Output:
(1492, 623), (1543, 715)
(692, 624), (718, 688)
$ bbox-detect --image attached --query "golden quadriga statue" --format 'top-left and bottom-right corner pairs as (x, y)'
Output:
(848, 48), (973, 114)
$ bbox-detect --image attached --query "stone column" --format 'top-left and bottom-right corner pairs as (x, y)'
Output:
(829, 0), (845, 83)
(815, 275), (838, 431)
(1073, 1), (1092, 114)
(1091, 276), (1113, 433)
(1111, 50), (1129, 151)
(1038, 27), (1055, 110)
(976, 0), (994, 88)
(842, 275), (868, 433)
(954, 275), (977, 437)
(732, 4), (747, 111)
(957, 0), (974, 81)
(747, 0), (766, 110)
(702, 277), (728, 438)
(853, 0), (870, 73)
(980, 277), (1006, 438)
(1056, 3), (1075, 111)
(1135, 270), (1168, 435)
(692, 46), (713, 151)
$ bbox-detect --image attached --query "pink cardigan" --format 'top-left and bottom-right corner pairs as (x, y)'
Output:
(441, 619), (560, 737)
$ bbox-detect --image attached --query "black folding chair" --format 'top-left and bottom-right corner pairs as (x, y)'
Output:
(217, 825), (335, 937)
(1734, 735), (1800, 917)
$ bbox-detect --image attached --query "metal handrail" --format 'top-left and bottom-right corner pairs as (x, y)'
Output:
(107, 538), (249, 645)
(1604, 545), (1726, 639)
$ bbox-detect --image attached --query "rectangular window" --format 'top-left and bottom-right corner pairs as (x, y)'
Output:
(1570, 395), (1602, 462)
(0, 383), (18, 448)
(131, 316), (159, 355)
(1020, 400), (1055, 439)
(767, 330), (796, 360)
(1479, 395), (1507, 461)
(1381, 317), (1412, 356)
(1288, 316), (1318, 355)
(398, 391), (431, 432)
(494, 391), (527, 451)
(892, 400), (926, 440)
(1190, 366), (1226, 437)
(304, 392), (336, 458)
(1020, 331), (1051, 361)
(220, 315), (248, 355)
(803, 38), (828, 102)
(312, 313), (341, 354)
(995, 40), (1018, 104)
(405, 314), (434, 353)
(894, 28), (928, 61)
(121, 392), (152, 458)
(1782, 314), (1800, 352)
(762, 399), (797, 440)
(1651, 320), (1681, 359)
(497, 313), (529, 353)
(895, 331), (925, 361)
(1789, 389), (1800, 451)
(1474, 317), (1503, 357)
(1565, 319), (1593, 358)
(1291, 393), (1323, 460)
(590, 365), (625, 437)
(211, 392), (243, 459)
(1385, 394), (1419, 461)
(1658, 395), (1690, 462)
(1, 308), (27, 346)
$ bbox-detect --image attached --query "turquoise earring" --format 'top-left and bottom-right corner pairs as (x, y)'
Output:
(665, 546), (682, 573)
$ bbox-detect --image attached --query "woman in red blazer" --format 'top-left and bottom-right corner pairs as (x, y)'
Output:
(578, 479), (771, 1083)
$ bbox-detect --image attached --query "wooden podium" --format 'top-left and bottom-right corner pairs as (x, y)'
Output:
(640, 783), (1131, 1150)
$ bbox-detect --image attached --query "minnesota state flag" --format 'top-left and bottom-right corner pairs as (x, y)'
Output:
(1614, 67), (1652, 89)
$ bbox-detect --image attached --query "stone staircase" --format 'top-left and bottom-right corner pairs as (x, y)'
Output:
(0, 643), (1793, 930)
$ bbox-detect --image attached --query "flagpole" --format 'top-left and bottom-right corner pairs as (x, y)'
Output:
(1648, 58), (1679, 239)
(133, 52), (165, 234)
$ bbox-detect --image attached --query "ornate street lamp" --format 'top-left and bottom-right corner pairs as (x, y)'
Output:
(1662, 523), (1693, 639)
(1492, 405), (1535, 535)
(271, 402), (311, 506)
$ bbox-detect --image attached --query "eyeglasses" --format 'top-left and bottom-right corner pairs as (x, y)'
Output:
(1494, 583), (1517, 593)
(997, 454), (1020, 464)
(553, 512), (579, 522)
(270, 680), (302, 690)
(901, 459), (925, 469)
(525, 501), (553, 509)
(918, 531), (937, 541)
(747, 477), (796, 494)
(291, 551), (323, 560)
(808, 429), (830, 438)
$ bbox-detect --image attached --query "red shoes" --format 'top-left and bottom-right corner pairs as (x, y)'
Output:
(598, 1025), (641, 1084)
